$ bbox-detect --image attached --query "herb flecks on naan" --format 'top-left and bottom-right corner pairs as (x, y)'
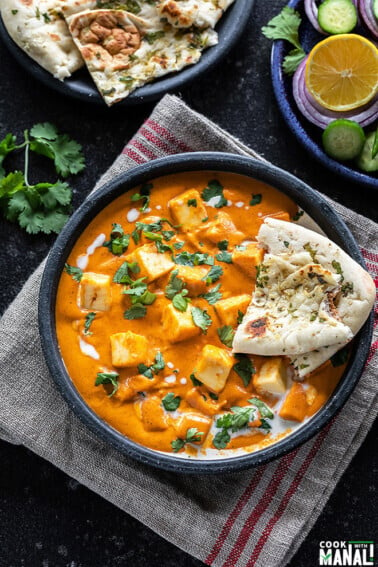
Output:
(157, 0), (235, 29)
(67, 4), (217, 105)
(233, 218), (375, 377)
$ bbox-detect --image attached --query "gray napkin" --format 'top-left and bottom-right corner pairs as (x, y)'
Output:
(0, 95), (377, 567)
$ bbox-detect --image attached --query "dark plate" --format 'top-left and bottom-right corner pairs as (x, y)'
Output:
(38, 152), (373, 474)
(0, 0), (253, 106)
(271, 0), (378, 190)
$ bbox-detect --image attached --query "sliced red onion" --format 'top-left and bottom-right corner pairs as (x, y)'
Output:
(304, 0), (326, 34)
(358, 0), (378, 38)
(292, 58), (378, 129)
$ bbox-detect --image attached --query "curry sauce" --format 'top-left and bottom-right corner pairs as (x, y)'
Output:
(56, 172), (346, 458)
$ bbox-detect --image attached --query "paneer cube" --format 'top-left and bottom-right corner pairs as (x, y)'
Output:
(279, 383), (308, 422)
(141, 396), (168, 431)
(232, 243), (264, 279)
(214, 294), (251, 327)
(110, 331), (149, 367)
(133, 243), (174, 282)
(175, 412), (212, 443)
(195, 345), (233, 393)
(176, 265), (208, 296)
(206, 212), (245, 246)
(186, 387), (221, 416)
(79, 272), (112, 311)
(254, 357), (287, 395)
(168, 189), (208, 230)
(161, 303), (200, 343)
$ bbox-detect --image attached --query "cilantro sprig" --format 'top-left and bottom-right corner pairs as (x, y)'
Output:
(95, 372), (120, 397)
(0, 123), (85, 234)
(262, 7), (306, 75)
(138, 351), (165, 379)
(201, 179), (227, 208)
(171, 427), (204, 452)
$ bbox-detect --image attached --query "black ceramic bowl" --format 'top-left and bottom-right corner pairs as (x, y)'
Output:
(39, 152), (373, 474)
(0, 0), (254, 106)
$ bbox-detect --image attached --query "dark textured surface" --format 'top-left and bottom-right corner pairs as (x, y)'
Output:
(0, 0), (376, 565)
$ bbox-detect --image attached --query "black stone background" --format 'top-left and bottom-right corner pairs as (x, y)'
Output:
(0, 0), (377, 565)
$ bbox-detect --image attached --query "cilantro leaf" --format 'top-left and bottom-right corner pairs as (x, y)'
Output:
(0, 171), (26, 199)
(249, 397), (274, 419)
(38, 181), (72, 209)
(191, 306), (212, 334)
(283, 47), (307, 75)
(190, 373), (202, 386)
(217, 325), (235, 348)
(250, 193), (262, 206)
(64, 263), (83, 282)
(201, 179), (227, 208)
(95, 371), (119, 397)
(215, 250), (233, 264)
(172, 290), (190, 312)
(162, 392), (181, 411)
(172, 427), (203, 452)
(124, 304), (147, 320)
(84, 312), (96, 335)
(213, 428), (231, 449)
(130, 182), (152, 212)
(187, 198), (197, 207)
(233, 354), (255, 386)
(237, 310), (244, 324)
(165, 269), (184, 298)
(138, 351), (165, 378)
(30, 123), (85, 178)
(173, 251), (214, 266)
(199, 283), (222, 305)
(203, 265), (223, 285)
(330, 347), (349, 367)
(103, 223), (130, 255)
(262, 6), (302, 49)
(113, 261), (140, 284)
(262, 7), (306, 75)
(217, 240), (228, 250)
(0, 133), (17, 178)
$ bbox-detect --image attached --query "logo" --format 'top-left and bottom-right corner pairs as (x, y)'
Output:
(319, 541), (374, 566)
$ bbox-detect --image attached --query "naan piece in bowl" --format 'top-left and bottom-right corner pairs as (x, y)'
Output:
(233, 218), (375, 377)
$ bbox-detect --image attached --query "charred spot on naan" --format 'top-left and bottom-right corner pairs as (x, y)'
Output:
(245, 317), (267, 338)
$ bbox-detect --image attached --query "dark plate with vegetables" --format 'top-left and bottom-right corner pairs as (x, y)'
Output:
(0, 0), (254, 107)
(269, 0), (378, 189)
(38, 152), (373, 473)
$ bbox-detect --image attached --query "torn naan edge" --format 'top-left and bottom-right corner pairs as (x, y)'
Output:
(233, 218), (375, 378)
(67, 5), (217, 105)
(157, 0), (236, 29)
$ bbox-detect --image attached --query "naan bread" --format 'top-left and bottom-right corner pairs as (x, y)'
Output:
(157, 0), (235, 29)
(233, 218), (375, 377)
(67, 5), (217, 105)
(0, 0), (89, 79)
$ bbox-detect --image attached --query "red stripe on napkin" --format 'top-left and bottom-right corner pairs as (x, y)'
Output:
(146, 119), (193, 153)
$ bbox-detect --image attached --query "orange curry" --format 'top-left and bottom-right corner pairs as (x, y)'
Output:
(56, 172), (346, 458)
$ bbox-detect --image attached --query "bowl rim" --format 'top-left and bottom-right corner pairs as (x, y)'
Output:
(0, 0), (254, 106)
(38, 152), (374, 474)
(270, 0), (378, 190)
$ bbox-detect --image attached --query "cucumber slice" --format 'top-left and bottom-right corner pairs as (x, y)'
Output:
(322, 119), (366, 160)
(318, 0), (357, 33)
(373, 0), (378, 20)
(356, 132), (378, 172)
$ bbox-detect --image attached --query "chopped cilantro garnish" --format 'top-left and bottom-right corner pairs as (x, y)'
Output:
(165, 270), (184, 298)
(201, 179), (227, 208)
(138, 351), (165, 378)
(171, 427), (203, 452)
(292, 209), (304, 221)
(84, 312), (96, 335)
(191, 306), (212, 334)
(190, 373), (202, 386)
(64, 263), (83, 282)
(217, 240), (228, 250)
(217, 325), (235, 348)
(187, 198), (197, 207)
(199, 283), (222, 305)
(283, 241), (290, 248)
(250, 194), (262, 206)
(173, 251), (214, 266)
(130, 182), (152, 212)
(103, 223), (130, 255)
(237, 310), (244, 324)
(124, 304), (147, 320)
(233, 354), (255, 386)
(95, 372), (119, 397)
(203, 265), (223, 285)
(331, 260), (344, 282)
(215, 250), (233, 264)
(304, 242), (317, 261)
(162, 392), (181, 411)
